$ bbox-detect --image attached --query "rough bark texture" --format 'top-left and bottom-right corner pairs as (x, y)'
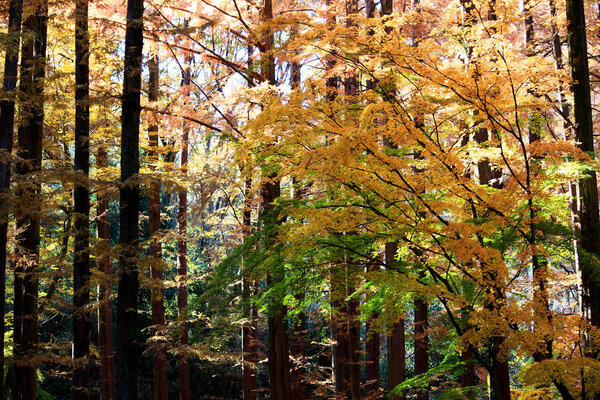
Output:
(566, 0), (600, 330)
(260, 1), (291, 398)
(365, 315), (380, 397)
(73, 0), (91, 398)
(13, 2), (47, 397)
(289, 170), (305, 399)
(290, 290), (306, 400)
(178, 53), (191, 400)
(344, 3), (361, 398)
(385, 243), (406, 400)
(148, 54), (168, 400)
(414, 298), (428, 400)
(97, 148), (115, 400)
(242, 176), (258, 400)
(115, 0), (143, 398)
(263, 178), (290, 400)
(0, 0), (23, 396)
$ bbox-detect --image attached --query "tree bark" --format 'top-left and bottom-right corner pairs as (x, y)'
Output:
(13, 2), (47, 397)
(97, 148), (115, 400)
(242, 177), (258, 400)
(289, 69), (305, 399)
(365, 306), (380, 398)
(260, 1), (291, 398)
(115, 0), (144, 398)
(242, 41), (258, 400)
(73, 0), (91, 397)
(414, 298), (428, 400)
(566, 0), (600, 330)
(0, 0), (23, 397)
(177, 46), (192, 400)
(385, 243), (406, 400)
(148, 53), (168, 400)
(344, 3), (361, 398)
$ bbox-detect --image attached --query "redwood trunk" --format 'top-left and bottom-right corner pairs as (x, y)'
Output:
(178, 51), (191, 400)
(365, 263), (380, 398)
(290, 177), (305, 399)
(242, 42), (258, 400)
(331, 268), (350, 399)
(13, 2), (47, 397)
(73, 0), (91, 397)
(242, 177), (258, 400)
(260, 1), (291, 398)
(148, 54), (168, 400)
(566, 0), (600, 330)
(414, 298), (428, 400)
(115, 0), (143, 397)
(344, 2), (361, 397)
(0, 0), (23, 396)
(385, 243), (406, 400)
(97, 148), (115, 400)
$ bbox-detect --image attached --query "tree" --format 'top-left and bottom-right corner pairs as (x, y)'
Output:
(73, 0), (91, 397)
(97, 146), (114, 400)
(115, 0), (144, 397)
(566, 0), (600, 332)
(0, 0), (23, 396)
(178, 49), (191, 400)
(147, 52), (168, 400)
(13, 0), (47, 396)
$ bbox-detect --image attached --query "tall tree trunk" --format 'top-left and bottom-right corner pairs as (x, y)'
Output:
(385, 243), (405, 400)
(115, 0), (144, 398)
(260, 1), (291, 398)
(378, 3), (405, 398)
(331, 267), (350, 399)
(148, 53), (168, 400)
(242, 177), (258, 400)
(566, 0), (600, 331)
(242, 41), (258, 400)
(414, 297), (428, 400)
(364, 288), (380, 398)
(343, 2), (361, 398)
(73, 0), (91, 398)
(97, 148), (115, 400)
(13, 2), (47, 397)
(324, 3), (349, 398)
(0, 0), (23, 396)
(178, 49), (191, 400)
(364, 2), (380, 397)
(289, 63), (306, 400)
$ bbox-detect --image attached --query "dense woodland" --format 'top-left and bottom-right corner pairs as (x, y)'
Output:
(2, 0), (600, 398)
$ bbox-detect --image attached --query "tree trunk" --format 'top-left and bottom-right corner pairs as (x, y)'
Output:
(259, 1), (291, 398)
(323, 3), (348, 398)
(242, 40), (258, 400)
(73, 0), (91, 397)
(347, 276), (361, 400)
(97, 148), (115, 400)
(385, 243), (406, 400)
(115, 0), (143, 398)
(331, 267), (350, 399)
(242, 177), (258, 400)
(344, 3), (362, 398)
(289, 44), (307, 396)
(365, 309), (380, 398)
(290, 290), (306, 400)
(0, 0), (23, 397)
(13, 2), (47, 397)
(178, 52), (191, 400)
(148, 53), (168, 400)
(566, 0), (600, 331)
(414, 298), (428, 400)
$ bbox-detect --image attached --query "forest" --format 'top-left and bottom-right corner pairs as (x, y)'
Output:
(0, 0), (599, 398)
